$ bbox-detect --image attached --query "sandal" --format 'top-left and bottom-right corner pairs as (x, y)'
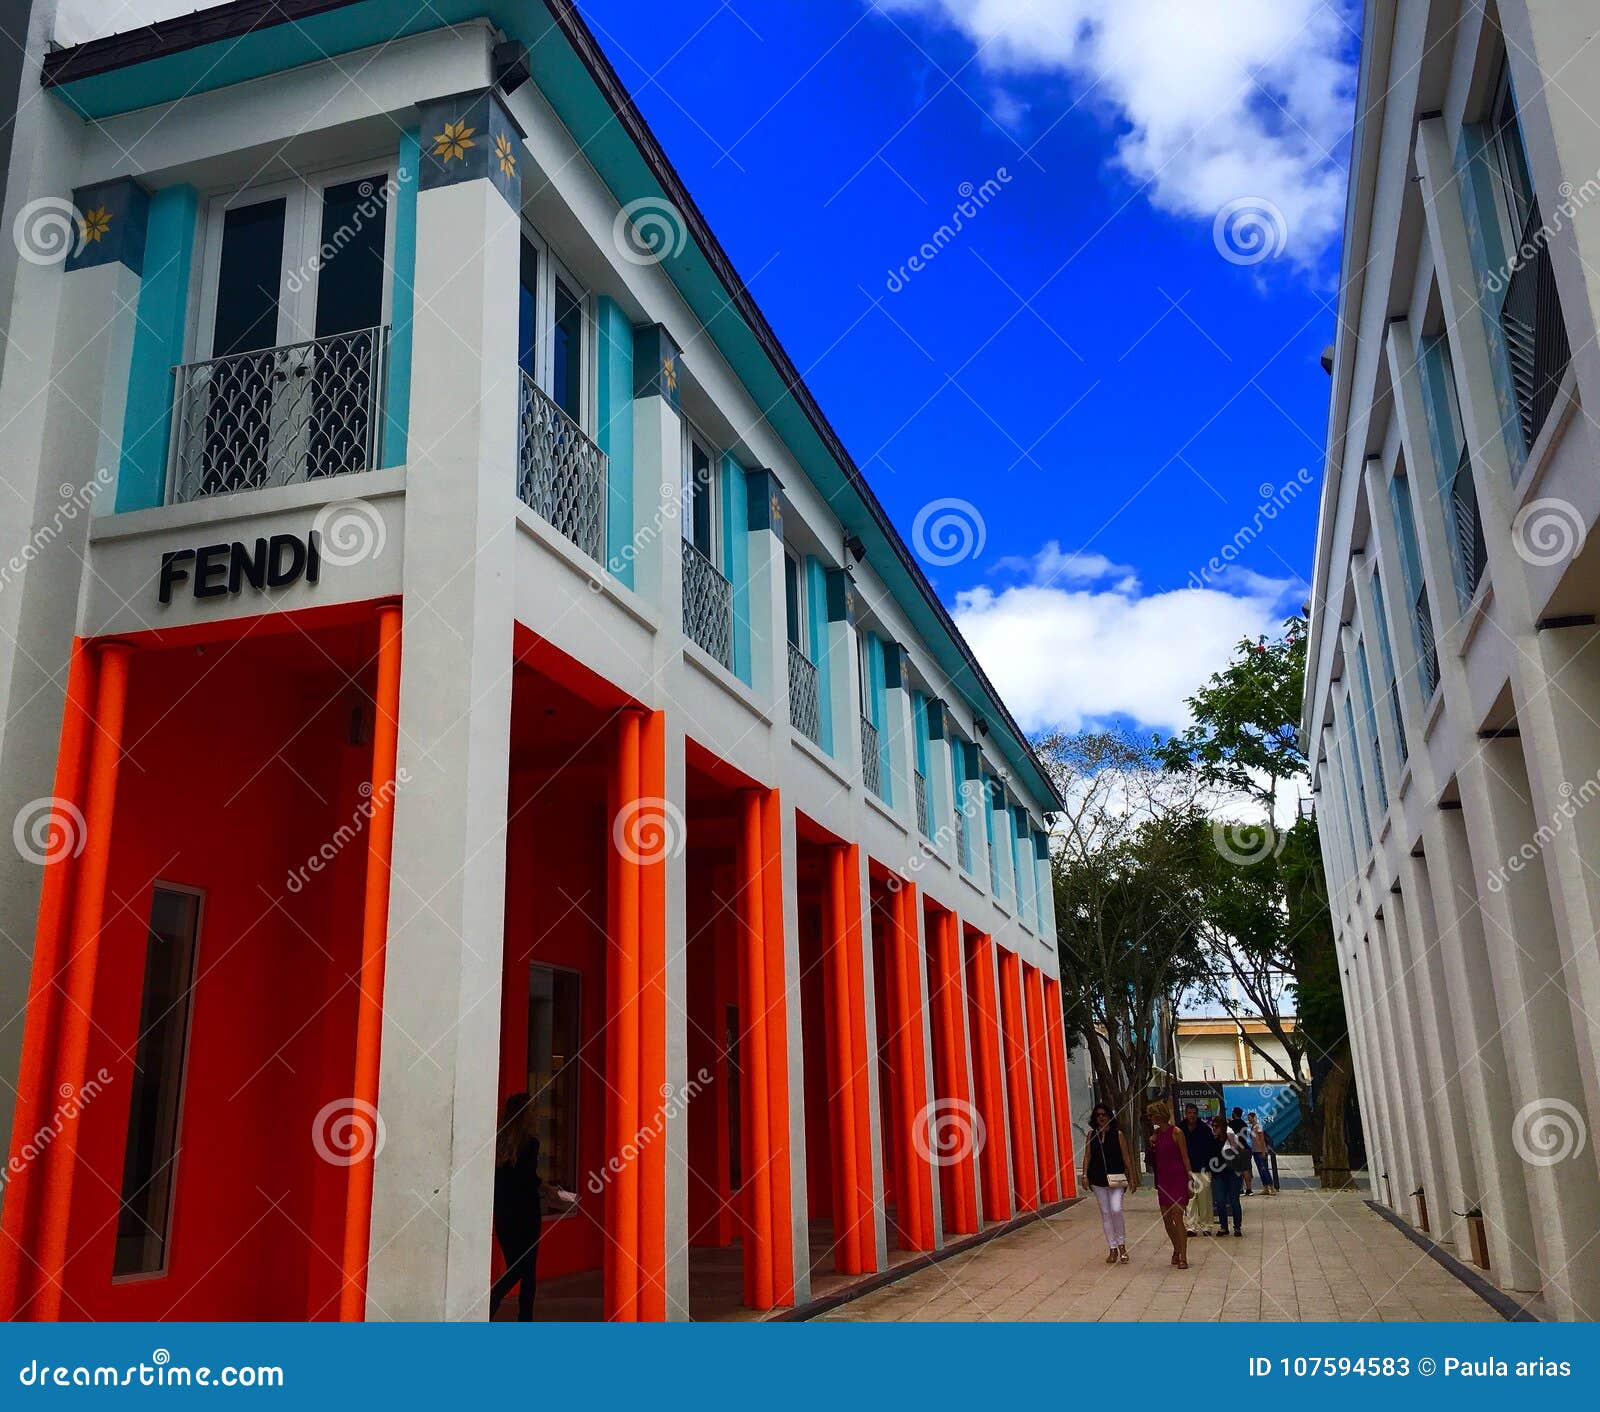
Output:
(1177, 1259), (1189, 1270)
(1117, 1248), (1129, 1264)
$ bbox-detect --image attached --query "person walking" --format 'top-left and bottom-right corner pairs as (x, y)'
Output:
(1209, 1114), (1246, 1236)
(1247, 1112), (1277, 1194)
(1083, 1103), (1139, 1264)
(1179, 1103), (1217, 1237)
(490, 1091), (545, 1321)
(1146, 1099), (1191, 1269)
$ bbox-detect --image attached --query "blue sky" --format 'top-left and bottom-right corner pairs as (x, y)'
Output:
(578, 0), (1361, 736)
(61, 0), (1361, 737)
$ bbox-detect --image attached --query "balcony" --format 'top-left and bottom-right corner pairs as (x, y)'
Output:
(955, 800), (970, 869)
(1500, 204), (1572, 454)
(1448, 444), (1488, 610)
(518, 372), (607, 564)
(914, 768), (931, 838)
(168, 327), (388, 503)
(682, 538), (733, 668)
(860, 716), (883, 800)
(787, 643), (823, 747)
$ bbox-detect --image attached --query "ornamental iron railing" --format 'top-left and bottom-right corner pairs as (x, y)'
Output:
(1500, 203), (1572, 454)
(914, 769), (931, 838)
(682, 538), (733, 668)
(788, 643), (823, 747)
(860, 716), (883, 799)
(518, 372), (607, 563)
(168, 326), (388, 503)
(955, 801), (971, 869)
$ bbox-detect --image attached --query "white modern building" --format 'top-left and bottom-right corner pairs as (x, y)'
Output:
(1306, 0), (1600, 1320)
(0, 0), (1072, 1321)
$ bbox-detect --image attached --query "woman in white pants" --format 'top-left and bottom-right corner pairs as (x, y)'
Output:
(1082, 1104), (1140, 1263)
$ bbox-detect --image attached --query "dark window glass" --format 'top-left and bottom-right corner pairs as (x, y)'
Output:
(313, 177), (388, 338)
(690, 441), (715, 558)
(784, 553), (802, 649)
(115, 887), (202, 1277)
(552, 277), (582, 421)
(1492, 67), (1535, 238)
(212, 199), (286, 356)
(527, 965), (580, 1214)
(518, 238), (539, 382)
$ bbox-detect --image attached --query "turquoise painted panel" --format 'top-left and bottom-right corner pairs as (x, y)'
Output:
(1418, 334), (1470, 610)
(383, 129), (419, 469)
(866, 632), (891, 804)
(806, 556), (834, 755)
(596, 297), (634, 585)
(116, 184), (197, 511)
(911, 691), (929, 775)
(721, 453), (752, 685)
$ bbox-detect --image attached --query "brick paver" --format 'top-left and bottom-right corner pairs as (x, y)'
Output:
(818, 1188), (1499, 1321)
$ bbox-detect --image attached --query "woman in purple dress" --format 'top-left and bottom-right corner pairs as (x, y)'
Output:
(1146, 1099), (1192, 1269)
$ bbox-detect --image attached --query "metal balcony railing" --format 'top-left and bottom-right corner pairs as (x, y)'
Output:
(682, 539), (733, 668)
(168, 326), (388, 503)
(1448, 443), (1488, 610)
(914, 769), (931, 838)
(954, 801), (970, 870)
(1500, 203), (1572, 453)
(787, 643), (823, 747)
(860, 716), (883, 799)
(1415, 583), (1440, 700)
(518, 372), (607, 563)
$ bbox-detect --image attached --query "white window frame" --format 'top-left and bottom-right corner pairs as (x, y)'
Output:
(519, 222), (594, 434)
(1487, 61), (1535, 252)
(783, 545), (808, 654)
(192, 158), (398, 361)
(681, 421), (722, 568)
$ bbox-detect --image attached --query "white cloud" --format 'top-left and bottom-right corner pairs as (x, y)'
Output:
(953, 545), (1300, 733)
(879, 0), (1357, 265)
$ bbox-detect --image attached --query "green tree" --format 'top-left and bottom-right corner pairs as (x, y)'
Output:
(1038, 729), (1212, 1137)
(1163, 613), (1354, 1187)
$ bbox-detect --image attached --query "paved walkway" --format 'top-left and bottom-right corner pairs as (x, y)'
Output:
(818, 1188), (1499, 1321)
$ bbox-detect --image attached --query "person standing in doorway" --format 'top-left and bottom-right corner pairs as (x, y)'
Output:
(490, 1091), (545, 1321)
(1083, 1103), (1139, 1264)
(1146, 1100), (1191, 1270)
(1179, 1103), (1217, 1236)
(1247, 1112), (1277, 1194)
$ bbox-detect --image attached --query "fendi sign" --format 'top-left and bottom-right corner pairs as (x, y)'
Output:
(158, 532), (323, 605)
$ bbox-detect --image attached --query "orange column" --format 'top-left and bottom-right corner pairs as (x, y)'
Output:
(1044, 977), (1077, 1198)
(998, 951), (1038, 1212)
(605, 710), (643, 1320)
(0, 642), (98, 1317)
(32, 640), (132, 1320)
(338, 604), (403, 1321)
(969, 934), (1010, 1223)
(894, 883), (934, 1249)
(759, 790), (794, 1304)
(824, 845), (862, 1272)
(842, 846), (876, 1267)
(934, 912), (977, 1235)
(737, 790), (774, 1309)
(637, 711), (668, 1320)
(1023, 965), (1059, 1202)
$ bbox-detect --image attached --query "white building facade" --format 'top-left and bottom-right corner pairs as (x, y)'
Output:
(1306, 0), (1600, 1321)
(0, 1), (1071, 1321)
